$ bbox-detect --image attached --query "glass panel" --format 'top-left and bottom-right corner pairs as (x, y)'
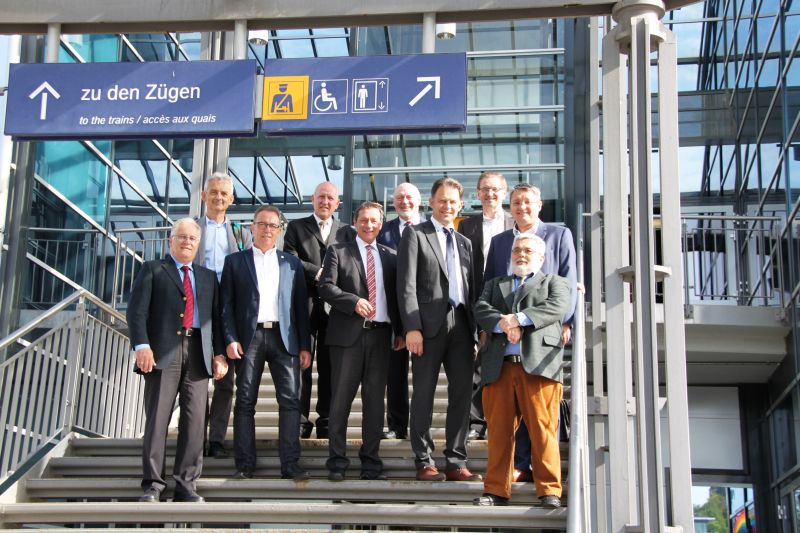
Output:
(60, 34), (119, 63)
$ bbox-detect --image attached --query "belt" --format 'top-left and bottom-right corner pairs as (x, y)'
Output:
(363, 320), (391, 329)
(258, 321), (279, 329)
(504, 355), (522, 363)
(178, 327), (200, 337)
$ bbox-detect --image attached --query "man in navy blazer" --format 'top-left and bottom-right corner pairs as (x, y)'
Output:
(127, 218), (227, 503)
(220, 205), (312, 481)
(376, 181), (423, 440)
(483, 183), (577, 481)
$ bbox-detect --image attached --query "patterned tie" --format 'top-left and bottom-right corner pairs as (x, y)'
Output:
(444, 227), (459, 307)
(366, 244), (377, 320)
(319, 220), (330, 243)
(181, 265), (194, 330)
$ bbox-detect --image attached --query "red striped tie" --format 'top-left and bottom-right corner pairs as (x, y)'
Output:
(181, 265), (194, 330)
(366, 245), (376, 320)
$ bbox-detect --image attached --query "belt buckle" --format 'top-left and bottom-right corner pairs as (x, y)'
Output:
(184, 328), (194, 337)
(363, 320), (372, 329)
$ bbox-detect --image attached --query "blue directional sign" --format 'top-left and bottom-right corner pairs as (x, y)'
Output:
(261, 53), (467, 135)
(4, 60), (257, 140)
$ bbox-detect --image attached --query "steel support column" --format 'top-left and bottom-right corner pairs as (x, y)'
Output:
(600, 1), (694, 531)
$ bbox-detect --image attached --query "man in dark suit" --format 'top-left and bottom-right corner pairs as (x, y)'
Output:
(458, 172), (514, 441)
(483, 183), (577, 482)
(377, 181), (423, 440)
(284, 181), (355, 439)
(195, 172), (253, 459)
(473, 234), (570, 508)
(127, 218), (227, 503)
(397, 177), (481, 482)
(220, 205), (312, 481)
(319, 201), (405, 481)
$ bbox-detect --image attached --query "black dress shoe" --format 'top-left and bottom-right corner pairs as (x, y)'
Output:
(207, 441), (229, 459)
(540, 495), (561, 508)
(360, 471), (388, 480)
(316, 427), (329, 439)
(300, 424), (313, 439)
(328, 470), (345, 482)
(138, 487), (161, 503)
(174, 492), (205, 503)
(282, 463), (310, 481)
(232, 470), (253, 480)
(473, 493), (509, 506)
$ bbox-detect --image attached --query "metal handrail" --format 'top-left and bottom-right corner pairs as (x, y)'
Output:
(566, 207), (590, 531)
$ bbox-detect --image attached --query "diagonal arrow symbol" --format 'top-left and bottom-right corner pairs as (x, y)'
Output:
(29, 81), (61, 121)
(409, 76), (441, 107)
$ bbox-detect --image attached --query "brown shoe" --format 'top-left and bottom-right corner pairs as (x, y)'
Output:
(445, 467), (482, 481)
(416, 465), (446, 481)
(513, 468), (533, 482)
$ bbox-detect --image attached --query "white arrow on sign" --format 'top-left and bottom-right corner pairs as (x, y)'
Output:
(408, 76), (440, 107)
(29, 81), (61, 121)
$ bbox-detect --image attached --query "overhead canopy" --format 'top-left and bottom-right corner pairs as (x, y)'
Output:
(0, 0), (701, 34)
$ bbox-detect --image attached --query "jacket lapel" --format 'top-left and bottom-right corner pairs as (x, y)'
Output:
(161, 257), (185, 295)
(305, 215), (325, 247)
(348, 241), (368, 291)
(456, 234), (471, 295)
(243, 248), (258, 289)
(423, 221), (447, 276)
(499, 277), (515, 311)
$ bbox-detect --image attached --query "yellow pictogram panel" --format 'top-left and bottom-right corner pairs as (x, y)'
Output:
(262, 76), (309, 120)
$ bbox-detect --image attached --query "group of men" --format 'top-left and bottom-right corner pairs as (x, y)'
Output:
(127, 170), (576, 510)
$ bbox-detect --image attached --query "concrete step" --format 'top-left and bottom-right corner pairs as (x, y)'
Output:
(24, 477), (542, 504)
(0, 501), (568, 530)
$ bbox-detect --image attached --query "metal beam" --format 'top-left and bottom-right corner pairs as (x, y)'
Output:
(0, 0), (701, 34)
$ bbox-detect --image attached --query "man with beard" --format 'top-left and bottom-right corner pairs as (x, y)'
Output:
(472, 234), (570, 508)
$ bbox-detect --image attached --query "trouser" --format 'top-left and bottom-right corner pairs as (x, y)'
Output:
(483, 361), (562, 499)
(233, 328), (302, 473)
(327, 327), (391, 474)
(409, 306), (473, 470)
(385, 346), (409, 433)
(207, 362), (235, 444)
(141, 336), (208, 496)
(300, 312), (331, 433)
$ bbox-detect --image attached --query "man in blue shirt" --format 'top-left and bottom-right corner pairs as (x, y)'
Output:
(195, 172), (252, 459)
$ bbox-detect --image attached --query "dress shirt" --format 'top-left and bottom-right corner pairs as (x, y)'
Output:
(355, 236), (389, 323)
(493, 274), (535, 356)
(203, 216), (230, 281)
(430, 217), (466, 306)
(314, 213), (332, 242)
(481, 209), (507, 263)
(253, 246), (280, 323)
(398, 215), (421, 237)
(133, 255), (199, 351)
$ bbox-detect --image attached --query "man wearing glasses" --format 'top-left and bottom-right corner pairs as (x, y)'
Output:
(220, 206), (312, 481)
(483, 183), (577, 483)
(457, 172), (514, 441)
(195, 172), (252, 460)
(473, 234), (570, 509)
(127, 218), (227, 503)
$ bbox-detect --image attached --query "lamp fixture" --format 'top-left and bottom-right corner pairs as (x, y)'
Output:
(326, 154), (343, 171)
(435, 23), (456, 40)
(248, 30), (270, 46)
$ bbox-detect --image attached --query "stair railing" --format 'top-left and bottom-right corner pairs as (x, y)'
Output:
(0, 290), (142, 494)
(567, 207), (591, 532)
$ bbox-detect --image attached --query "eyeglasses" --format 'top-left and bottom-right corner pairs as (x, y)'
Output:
(173, 234), (199, 243)
(253, 222), (282, 231)
(511, 246), (543, 256)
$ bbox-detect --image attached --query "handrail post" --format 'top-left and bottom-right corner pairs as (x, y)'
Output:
(61, 295), (88, 433)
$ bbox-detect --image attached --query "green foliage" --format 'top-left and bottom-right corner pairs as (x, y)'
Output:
(694, 487), (730, 533)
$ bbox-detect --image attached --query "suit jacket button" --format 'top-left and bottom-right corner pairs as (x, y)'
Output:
(183, 296), (187, 301)
(177, 330), (182, 336)
(179, 313), (184, 318)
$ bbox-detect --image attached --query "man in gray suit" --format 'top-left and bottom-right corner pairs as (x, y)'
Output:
(458, 171), (514, 441)
(397, 177), (481, 482)
(127, 218), (228, 503)
(319, 201), (404, 481)
(472, 233), (570, 509)
(195, 172), (253, 459)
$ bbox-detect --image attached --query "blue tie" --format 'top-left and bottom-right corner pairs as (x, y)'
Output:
(445, 227), (459, 307)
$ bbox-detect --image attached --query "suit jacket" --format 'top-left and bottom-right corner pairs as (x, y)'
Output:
(377, 216), (422, 251)
(458, 212), (514, 295)
(474, 271), (570, 384)
(283, 214), (356, 290)
(484, 221), (577, 324)
(318, 240), (403, 346)
(127, 256), (224, 376)
(194, 217), (253, 266)
(397, 220), (477, 340)
(219, 247), (311, 356)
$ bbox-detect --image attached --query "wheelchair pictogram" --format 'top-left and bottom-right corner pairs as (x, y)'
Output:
(311, 79), (348, 115)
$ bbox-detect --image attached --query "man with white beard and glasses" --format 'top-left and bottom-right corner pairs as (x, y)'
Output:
(472, 234), (570, 509)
